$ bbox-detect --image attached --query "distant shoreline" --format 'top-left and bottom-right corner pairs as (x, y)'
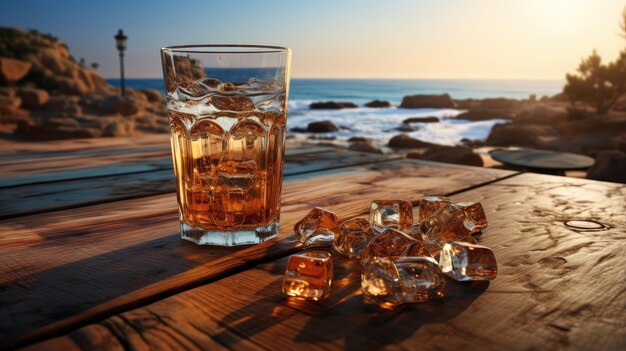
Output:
(107, 78), (563, 102)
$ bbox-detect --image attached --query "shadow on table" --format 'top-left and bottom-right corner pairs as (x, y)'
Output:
(215, 255), (488, 351)
(0, 227), (268, 343)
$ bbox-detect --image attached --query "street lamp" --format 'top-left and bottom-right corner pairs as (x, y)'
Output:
(114, 29), (128, 95)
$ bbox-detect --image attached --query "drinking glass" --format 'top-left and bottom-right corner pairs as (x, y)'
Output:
(161, 45), (291, 245)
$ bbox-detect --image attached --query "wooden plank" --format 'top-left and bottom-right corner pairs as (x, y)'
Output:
(0, 149), (388, 219)
(0, 142), (331, 187)
(0, 160), (515, 348)
(0, 134), (171, 161)
(24, 173), (626, 351)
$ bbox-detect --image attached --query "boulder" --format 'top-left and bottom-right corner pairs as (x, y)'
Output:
(0, 94), (30, 124)
(103, 119), (136, 137)
(16, 115), (102, 139)
(289, 127), (308, 133)
(307, 135), (336, 140)
(399, 94), (455, 109)
(364, 100), (391, 108)
(307, 120), (339, 133)
(477, 98), (519, 109)
(141, 89), (164, 103)
(454, 99), (480, 110)
(0, 87), (16, 99)
(0, 57), (31, 83)
(485, 123), (557, 147)
(95, 95), (142, 116)
(586, 150), (626, 184)
(395, 124), (419, 132)
(388, 134), (434, 149)
(406, 145), (483, 167)
(515, 106), (567, 126)
(347, 136), (370, 142)
(403, 116), (439, 124)
(310, 101), (358, 109)
(17, 88), (49, 108)
(454, 108), (513, 121)
(349, 141), (383, 154)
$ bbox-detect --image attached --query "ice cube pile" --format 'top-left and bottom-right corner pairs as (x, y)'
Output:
(283, 196), (497, 306)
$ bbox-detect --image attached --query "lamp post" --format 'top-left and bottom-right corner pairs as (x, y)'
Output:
(114, 29), (128, 95)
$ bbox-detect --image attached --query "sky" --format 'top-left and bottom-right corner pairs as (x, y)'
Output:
(0, 0), (624, 79)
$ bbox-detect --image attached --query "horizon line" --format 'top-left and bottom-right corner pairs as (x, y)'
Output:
(105, 76), (565, 81)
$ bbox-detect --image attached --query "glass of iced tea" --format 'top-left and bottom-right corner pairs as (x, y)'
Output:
(160, 45), (291, 246)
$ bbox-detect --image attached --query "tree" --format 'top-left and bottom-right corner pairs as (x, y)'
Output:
(564, 50), (626, 114)
(91, 62), (99, 70)
(563, 9), (626, 115)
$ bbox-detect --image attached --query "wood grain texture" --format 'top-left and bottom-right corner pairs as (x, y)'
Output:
(24, 173), (625, 351)
(0, 141), (332, 187)
(0, 148), (388, 219)
(0, 158), (514, 348)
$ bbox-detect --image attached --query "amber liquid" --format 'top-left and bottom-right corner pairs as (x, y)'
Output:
(169, 107), (286, 241)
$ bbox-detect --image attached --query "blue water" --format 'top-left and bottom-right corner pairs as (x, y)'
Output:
(108, 77), (563, 145)
(108, 78), (562, 103)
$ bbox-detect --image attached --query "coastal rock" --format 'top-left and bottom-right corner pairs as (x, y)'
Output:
(141, 89), (164, 103)
(454, 99), (481, 110)
(348, 136), (370, 142)
(103, 119), (136, 137)
(0, 57), (31, 83)
(406, 145), (484, 167)
(289, 127), (308, 133)
(454, 108), (513, 121)
(93, 95), (142, 116)
(476, 98), (519, 109)
(17, 88), (49, 108)
(0, 94), (30, 124)
(515, 106), (567, 125)
(486, 123), (557, 147)
(395, 123), (419, 132)
(403, 116), (439, 123)
(17, 115), (102, 139)
(388, 134), (434, 148)
(307, 120), (340, 133)
(310, 101), (358, 109)
(586, 150), (626, 184)
(349, 141), (383, 154)
(400, 94), (455, 109)
(365, 100), (391, 108)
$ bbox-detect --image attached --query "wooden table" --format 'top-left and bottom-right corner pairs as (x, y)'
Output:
(490, 149), (595, 175)
(1, 135), (624, 351)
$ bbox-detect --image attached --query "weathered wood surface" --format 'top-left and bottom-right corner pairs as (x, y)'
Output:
(0, 148), (389, 219)
(24, 173), (626, 351)
(0, 140), (330, 187)
(0, 155), (515, 348)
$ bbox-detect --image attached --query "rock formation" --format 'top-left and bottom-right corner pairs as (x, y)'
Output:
(399, 94), (455, 109)
(0, 27), (169, 139)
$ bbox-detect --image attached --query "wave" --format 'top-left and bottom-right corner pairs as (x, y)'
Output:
(286, 100), (506, 145)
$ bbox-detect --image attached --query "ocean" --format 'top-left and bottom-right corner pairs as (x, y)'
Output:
(108, 78), (563, 145)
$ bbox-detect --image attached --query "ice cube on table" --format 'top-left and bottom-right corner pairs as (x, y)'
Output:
(361, 228), (424, 263)
(361, 256), (446, 306)
(439, 241), (497, 281)
(361, 257), (404, 306)
(332, 218), (376, 259)
(418, 196), (452, 221)
(419, 203), (472, 248)
(294, 207), (340, 247)
(455, 201), (488, 233)
(395, 256), (446, 302)
(369, 200), (413, 231)
(282, 251), (334, 301)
